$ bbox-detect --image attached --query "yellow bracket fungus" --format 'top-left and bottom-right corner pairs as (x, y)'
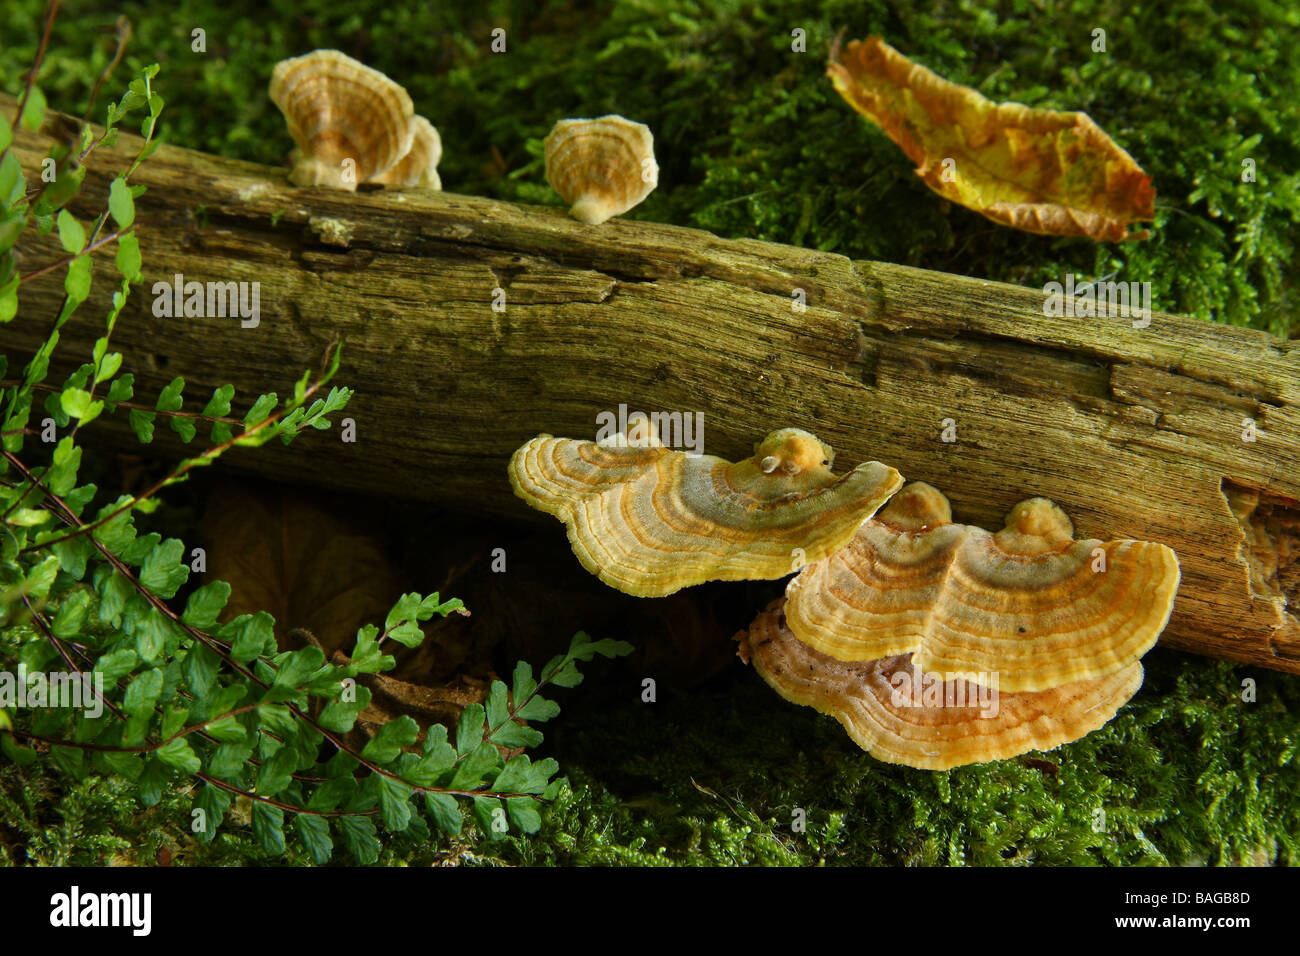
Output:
(784, 482), (1180, 693)
(508, 428), (902, 597)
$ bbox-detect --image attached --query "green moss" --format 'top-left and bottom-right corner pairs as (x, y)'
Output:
(2, 0), (1297, 865)
(509, 648), (1298, 866)
(7, 643), (1296, 865)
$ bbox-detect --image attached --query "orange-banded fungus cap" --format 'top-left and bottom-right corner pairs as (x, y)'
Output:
(784, 482), (1180, 692)
(543, 115), (658, 225)
(508, 427), (903, 597)
(270, 50), (415, 190)
(370, 115), (443, 190)
(739, 600), (1143, 770)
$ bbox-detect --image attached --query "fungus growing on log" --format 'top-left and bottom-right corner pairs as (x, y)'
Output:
(270, 49), (434, 190)
(543, 115), (658, 224)
(784, 482), (1180, 692)
(508, 428), (903, 597)
(370, 115), (443, 189)
(738, 600), (1144, 770)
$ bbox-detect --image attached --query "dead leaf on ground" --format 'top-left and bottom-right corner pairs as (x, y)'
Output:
(328, 648), (504, 759)
(201, 481), (496, 745)
(828, 35), (1155, 241)
(201, 481), (405, 657)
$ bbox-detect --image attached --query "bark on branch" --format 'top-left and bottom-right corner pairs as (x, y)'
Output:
(5, 94), (1299, 674)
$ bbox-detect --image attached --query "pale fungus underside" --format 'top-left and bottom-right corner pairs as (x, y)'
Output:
(269, 49), (442, 191)
(738, 600), (1145, 771)
(508, 428), (902, 597)
(784, 482), (1181, 693)
(543, 115), (659, 225)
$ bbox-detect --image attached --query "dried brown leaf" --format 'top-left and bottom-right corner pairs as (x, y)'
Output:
(828, 35), (1155, 241)
(201, 482), (405, 656)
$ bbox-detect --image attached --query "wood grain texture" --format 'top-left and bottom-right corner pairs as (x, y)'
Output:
(5, 94), (1298, 673)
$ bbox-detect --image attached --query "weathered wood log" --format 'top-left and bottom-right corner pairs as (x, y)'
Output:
(5, 93), (1299, 674)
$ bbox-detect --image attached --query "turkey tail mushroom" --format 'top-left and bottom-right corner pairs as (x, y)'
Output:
(270, 50), (428, 190)
(508, 428), (903, 597)
(784, 482), (1180, 692)
(543, 115), (658, 224)
(370, 115), (443, 190)
(738, 599), (1144, 770)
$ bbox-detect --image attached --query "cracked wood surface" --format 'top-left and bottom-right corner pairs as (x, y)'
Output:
(5, 94), (1299, 674)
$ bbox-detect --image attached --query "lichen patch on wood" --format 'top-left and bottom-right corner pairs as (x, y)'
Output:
(308, 215), (355, 247)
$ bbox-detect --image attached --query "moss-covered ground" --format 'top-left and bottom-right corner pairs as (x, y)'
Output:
(1, 0), (1297, 865)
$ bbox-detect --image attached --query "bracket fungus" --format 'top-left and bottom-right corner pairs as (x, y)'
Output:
(543, 115), (658, 225)
(370, 115), (443, 190)
(508, 428), (903, 597)
(738, 600), (1144, 770)
(784, 482), (1180, 693)
(269, 50), (441, 191)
